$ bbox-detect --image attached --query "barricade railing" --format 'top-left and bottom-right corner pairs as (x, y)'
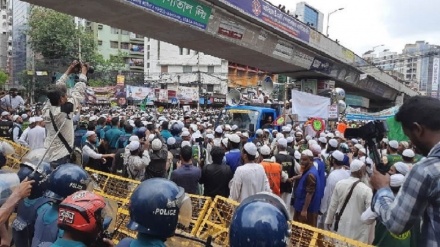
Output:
(0, 137), (29, 171)
(84, 168), (373, 246)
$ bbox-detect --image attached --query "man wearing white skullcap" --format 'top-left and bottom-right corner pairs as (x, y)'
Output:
(386, 140), (403, 169)
(82, 131), (115, 172)
(390, 162), (410, 176)
(229, 142), (271, 203)
(293, 149), (321, 227)
(325, 159), (372, 243)
(259, 145), (282, 196)
(401, 149), (415, 168)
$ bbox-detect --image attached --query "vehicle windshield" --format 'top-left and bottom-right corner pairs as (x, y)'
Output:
(220, 109), (260, 131)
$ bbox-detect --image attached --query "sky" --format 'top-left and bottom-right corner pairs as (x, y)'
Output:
(270, 0), (440, 56)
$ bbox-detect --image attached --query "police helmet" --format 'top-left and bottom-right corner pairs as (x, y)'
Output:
(229, 192), (291, 247)
(58, 191), (107, 238)
(17, 161), (51, 199)
(44, 164), (90, 201)
(127, 178), (191, 239)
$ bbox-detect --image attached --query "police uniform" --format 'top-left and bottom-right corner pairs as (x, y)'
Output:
(0, 120), (13, 140)
(116, 234), (166, 247)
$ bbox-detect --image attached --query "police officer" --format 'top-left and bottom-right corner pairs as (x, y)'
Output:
(31, 164), (90, 247)
(39, 191), (114, 247)
(0, 111), (13, 140)
(229, 192), (291, 247)
(12, 158), (52, 247)
(116, 178), (191, 247)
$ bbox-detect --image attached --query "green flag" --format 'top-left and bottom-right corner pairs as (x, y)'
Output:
(386, 117), (408, 142)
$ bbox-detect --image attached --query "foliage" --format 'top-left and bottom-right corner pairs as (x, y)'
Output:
(0, 70), (8, 87)
(27, 6), (95, 61)
(88, 78), (108, 87)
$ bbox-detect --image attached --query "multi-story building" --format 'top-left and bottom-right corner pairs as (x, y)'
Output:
(293, 2), (324, 33)
(364, 41), (438, 97)
(11, 0), (30, 86)
(144, 39), (228, 94)
(0, 0), (11, 77)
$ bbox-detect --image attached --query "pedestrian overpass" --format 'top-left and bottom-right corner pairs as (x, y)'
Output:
(23, 0), (418, 108)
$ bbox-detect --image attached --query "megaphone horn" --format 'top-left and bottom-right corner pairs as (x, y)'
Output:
(262, 77), (274, 96)
(226, 89), (241, 106)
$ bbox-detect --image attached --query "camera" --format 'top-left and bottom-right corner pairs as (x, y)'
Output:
(345, 120), (388, 143)
(73, 61), (94, 75)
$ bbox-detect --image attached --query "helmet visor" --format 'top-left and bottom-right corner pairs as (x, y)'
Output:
(174, 187), (192, 228)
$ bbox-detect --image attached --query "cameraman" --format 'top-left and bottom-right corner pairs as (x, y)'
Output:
(42, 61), (88, 168)
(371, 96), (440, 246)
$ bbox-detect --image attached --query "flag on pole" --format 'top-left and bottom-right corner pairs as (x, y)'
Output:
(386, 117), (408, 142)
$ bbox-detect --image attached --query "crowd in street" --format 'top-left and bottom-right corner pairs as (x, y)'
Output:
(0, 62), (436, 247)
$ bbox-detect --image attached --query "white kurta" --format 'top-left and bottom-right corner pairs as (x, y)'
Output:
(325, 177), (373, 243)
(27, 126), (46, 150)
(320, 169), (350, 214)
(229, 163), (271, 202)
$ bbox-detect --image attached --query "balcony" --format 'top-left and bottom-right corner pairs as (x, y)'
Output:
(128, 58), (144, 71)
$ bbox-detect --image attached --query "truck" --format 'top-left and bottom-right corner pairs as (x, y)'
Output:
(217, 103), (282, 140)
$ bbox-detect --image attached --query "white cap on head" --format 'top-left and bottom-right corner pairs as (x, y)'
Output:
(241, 132), (249, 138)
(29, 117), (36, 124)
(308, 140), (318, 147)
(394, 162), (409, 176)
(305, 135), (312, 141)
(148, 134), (155, 142)
(350, 159), (365, 172)
(294, 150), (301, 160)
(351, 138), (359, 144)
(206, 134), (214, 140)
(181, 131), (191, 137)
(152, 139), (162, 151)
(318, 137), (327, 144)
(256, 129), (264, 135)
(35, 117), (43, 122)
(221, 138), (229, 147)
(228, 134), (240, 144)
(326, 133), (334, 138)
(259, 145), (271, 156)
(276, 133), (284, 140)
(215, 126), (223, 134)
(310, 144), (321, 155)
(1, 111), (9, 116)
(331, 150), (344, 162)
(12, 115), (19, 121)
(390, 174), (405, 187)
(277, 138), (287, 148)
(319, 132), (326, 138)
(21, 114), (28, 120)
(181, 141), (191, 148)
(244, 142), (258, 156)
(129, 135), (140, 142)
(167, 137), (176, 146)
(286, 137), (294, 143)
(359, 148), (366, 154)
(389, 140), (399, 149)
(354, 144), (363, 150)
(127, 141), (140, 151)
(382, 138), (389, 144)
(400, 141), (409, 149)
(85, 131), (96, 138)
(329, 139), (338, 148)
(301, 149), (313, 157)
(231, 125), (238, 131)
(89, 116), (98, 121)
(402, 149), (415, 158)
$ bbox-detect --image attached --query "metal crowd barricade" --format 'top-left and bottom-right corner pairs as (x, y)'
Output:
(0, 137), (29, 171)
(83, 168), (372, 247)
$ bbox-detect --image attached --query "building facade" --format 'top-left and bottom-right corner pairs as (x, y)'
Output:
(144, 39), (228, 94)
(294, 2), (324, 33)
(364, 41), (439, 97)
(11, 0), (29, 86)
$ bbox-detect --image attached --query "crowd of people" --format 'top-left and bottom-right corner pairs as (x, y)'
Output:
(0, 62), (436, 247)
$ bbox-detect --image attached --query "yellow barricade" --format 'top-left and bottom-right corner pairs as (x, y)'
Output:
(83, 168), (372, 247)
(0, 137), (29, 159)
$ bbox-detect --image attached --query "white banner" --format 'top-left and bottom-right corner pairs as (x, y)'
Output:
(126, 86), (155, 101)
(291, 90), (331, 121)
(432, 57), (439, 93)
(177, 86), (199, 101)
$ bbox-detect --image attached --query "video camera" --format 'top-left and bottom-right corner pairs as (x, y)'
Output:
(72, 61), (94, 75)
(345, 120), (389, 174)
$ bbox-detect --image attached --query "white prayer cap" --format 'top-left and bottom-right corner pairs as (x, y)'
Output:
(243, 142), (258, 156)
(350, 159), (365, 172)
(390, 174), (405, 187)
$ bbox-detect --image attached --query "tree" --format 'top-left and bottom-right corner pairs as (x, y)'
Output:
(27, 6), (96, 62)
(0, 70), (8, 88)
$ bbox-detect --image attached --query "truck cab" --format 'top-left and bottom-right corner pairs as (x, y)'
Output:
(217, 104), (280, 140)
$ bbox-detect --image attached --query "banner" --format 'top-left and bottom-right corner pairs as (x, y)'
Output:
(432, 57), (439, 96)
(219, 0), (310, 43)
(386, 117), (408, 142)
(127, 0), (212, 29)
(126, 86), (156, 101)
(85, 86), (126, 106)
(291, 90), (330, 121)
(177, 86), (199, 101)
(158, 89), (168, 102)
(345, 106), (399, 121)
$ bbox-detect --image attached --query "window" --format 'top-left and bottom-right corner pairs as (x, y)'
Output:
(157, 41), (161, 59)
(147, 45), (150, 51)
(110, 41), (118, 49)
(147, 52), (150, 60)
(147, 63), (150, 69)
(2, 15), (5, 19)
(120, 42), (129, 49)
(111, 27), (119, 34)
(179, 47), (183, 55)
(207, 84), (214, 92)
(98, 24), (103, 30)
(183, 66), (192, 73)
(98, 40), (102, 45)
(161, 65), (168, 73)
(207, 66), (214, 73)
(121, 30), (130, 35)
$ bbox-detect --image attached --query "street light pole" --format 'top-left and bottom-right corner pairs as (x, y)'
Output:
(326, 8), (344, 37)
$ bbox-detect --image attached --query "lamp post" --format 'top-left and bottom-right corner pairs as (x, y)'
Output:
(326, 8), (344, 37)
